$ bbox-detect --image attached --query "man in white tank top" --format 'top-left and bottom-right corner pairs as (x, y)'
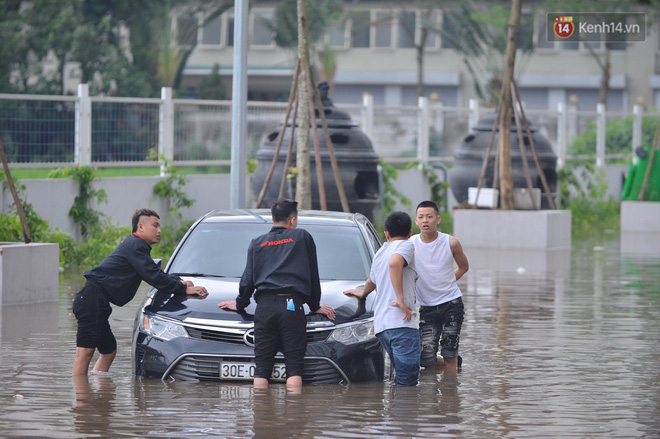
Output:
(411, 201), (469, 373)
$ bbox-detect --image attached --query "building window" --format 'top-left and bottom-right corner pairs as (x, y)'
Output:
(227, 15), (234, 47)
(177, 13), (198, 46)
(252, 11), (273, 47)
(422, 10), (440, 49)
(351, 10), (371, 48)
(374, 11), (393, 48)
(329, 21), (347, 48)
(440, 11), (459, 49)
(397, 11), (415, 49)
(518, 12), (534, 50)
(202, 14), (222, 45)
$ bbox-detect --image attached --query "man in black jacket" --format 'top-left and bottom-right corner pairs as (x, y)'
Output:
(72, 208), (208, 376)
(219, 199), (335, 392)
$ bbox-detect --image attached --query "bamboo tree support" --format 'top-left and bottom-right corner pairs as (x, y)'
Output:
(0, 138), (31, 243)
(472, 105), (502, 208)
(306, 71), (327, 210)
(255, 60), (349, 212)
(279, 94), (300, 200)
(308, 65), (350, 213)
(512, 81), (557, 209)
(256, 59), (301, 208)
(510, 83), (538, 210)
(637, 119), (660, 201)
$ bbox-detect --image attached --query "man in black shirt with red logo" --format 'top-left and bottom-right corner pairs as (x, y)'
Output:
(72, 208), (208, 376)
(219, 199), (335, 392)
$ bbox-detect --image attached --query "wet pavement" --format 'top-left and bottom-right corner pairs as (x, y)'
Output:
(0, 236), (658, 438)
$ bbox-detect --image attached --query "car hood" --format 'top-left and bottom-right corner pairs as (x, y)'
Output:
(145, 277), (372, 325)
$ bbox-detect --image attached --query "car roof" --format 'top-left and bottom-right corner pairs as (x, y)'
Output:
(198, 209), (370, 227)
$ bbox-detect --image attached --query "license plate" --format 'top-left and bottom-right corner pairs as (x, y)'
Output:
(220, 362), (286, 381)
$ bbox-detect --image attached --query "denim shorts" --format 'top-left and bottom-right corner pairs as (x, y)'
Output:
(376, 327), (421, 386)
(419, 297), (464, 367)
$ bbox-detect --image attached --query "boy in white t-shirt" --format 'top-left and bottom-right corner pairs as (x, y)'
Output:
(343, 211), (420, 386)
(411, 201), (469, 373)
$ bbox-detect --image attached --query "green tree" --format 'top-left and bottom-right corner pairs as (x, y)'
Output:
(197, 63), (227, 100)
(270, 0), (344, 92)
(440, 0), (536, 105)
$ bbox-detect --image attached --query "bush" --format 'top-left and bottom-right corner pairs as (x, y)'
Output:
(558, 161), (619, 240)
(569, 115), (659, 157)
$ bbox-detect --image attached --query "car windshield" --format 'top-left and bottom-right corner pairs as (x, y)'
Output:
(168, 222), (372, 281)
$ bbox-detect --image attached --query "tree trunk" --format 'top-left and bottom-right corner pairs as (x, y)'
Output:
(295, 0), (312, 209)
(498, 0), (521, 210)
(416, 30), (426, 98)
(0, 139), (31, 243)
(598, 48), (610, 106)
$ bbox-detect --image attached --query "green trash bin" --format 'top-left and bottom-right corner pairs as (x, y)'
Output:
(622, 146), (660, 201)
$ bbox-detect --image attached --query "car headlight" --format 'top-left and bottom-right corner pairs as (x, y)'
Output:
(327, 320), (375, 345)
(139, 313), (188, 341)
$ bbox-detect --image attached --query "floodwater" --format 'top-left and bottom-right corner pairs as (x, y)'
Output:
(1, 235), (659, 438)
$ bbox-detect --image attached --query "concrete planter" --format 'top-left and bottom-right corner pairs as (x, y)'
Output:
(0, 243), (59, 306)
(453, 209), (572, 250)
(620, 201), (660, 233)
(620, 201), (660, 255)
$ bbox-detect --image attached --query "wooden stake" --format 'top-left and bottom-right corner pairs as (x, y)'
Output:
(0, 138), (31, 243)
(512, 81), (556, 209)
(256, 58), (301, 208)
(308, 65), (350, 213)
(511, 83), (538, 210)
(279, 93), (300, 200)
(638, 118), (660, 201)
(473, 106), (502, 208)
(306, 75), (327, 210)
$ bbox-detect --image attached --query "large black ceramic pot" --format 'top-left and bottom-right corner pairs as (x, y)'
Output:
(448, 113), (557, 208)
(251, 82), (380, 220)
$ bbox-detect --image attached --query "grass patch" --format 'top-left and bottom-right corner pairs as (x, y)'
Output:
(9, 165), (229, 179)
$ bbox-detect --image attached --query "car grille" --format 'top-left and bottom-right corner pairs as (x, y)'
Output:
(167, 355), (347, 384)
(186, 327), (330, 345)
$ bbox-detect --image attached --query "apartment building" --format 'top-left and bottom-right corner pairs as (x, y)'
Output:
(180, 1), (660, 111)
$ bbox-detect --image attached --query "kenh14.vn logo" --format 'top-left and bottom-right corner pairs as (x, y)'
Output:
(553, 16), (574, 38)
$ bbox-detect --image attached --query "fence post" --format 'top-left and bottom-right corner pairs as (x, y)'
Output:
(596, 103), (606, 168)
(567, 95), (578, 147)
(433, 101), (445, 159)
(469, 99), (479, 130)
(159, 87), (174, 176)
(418, 96), (429, 163)
(632, 104), (643, 163)
(75, 84), (92, 167)
(556, 102), (567, 169)
(362, 93), (374, 142)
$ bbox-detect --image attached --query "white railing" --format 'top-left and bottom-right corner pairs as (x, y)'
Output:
(0, 85), (655, 170)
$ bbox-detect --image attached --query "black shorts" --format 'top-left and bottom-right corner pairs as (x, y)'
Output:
(72, 282), (117, 354)
(253, 293), (307, 379)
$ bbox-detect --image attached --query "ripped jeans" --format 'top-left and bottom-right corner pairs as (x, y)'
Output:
(419, 297), (464, 367)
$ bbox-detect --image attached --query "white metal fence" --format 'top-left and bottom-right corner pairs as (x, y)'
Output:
(0, 84), (656, 170)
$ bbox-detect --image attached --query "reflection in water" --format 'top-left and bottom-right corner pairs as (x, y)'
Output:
(72, 374), (116, 436)
(0, 238), (658, 438)
(620, 232), (660, 256)
(0, 301), (58, 339)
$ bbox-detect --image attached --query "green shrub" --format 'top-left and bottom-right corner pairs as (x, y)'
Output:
(569, 115), (659, 157)
(558, 161), (619, 240)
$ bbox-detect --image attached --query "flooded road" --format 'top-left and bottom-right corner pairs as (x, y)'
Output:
(1, 236), (659, 438)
